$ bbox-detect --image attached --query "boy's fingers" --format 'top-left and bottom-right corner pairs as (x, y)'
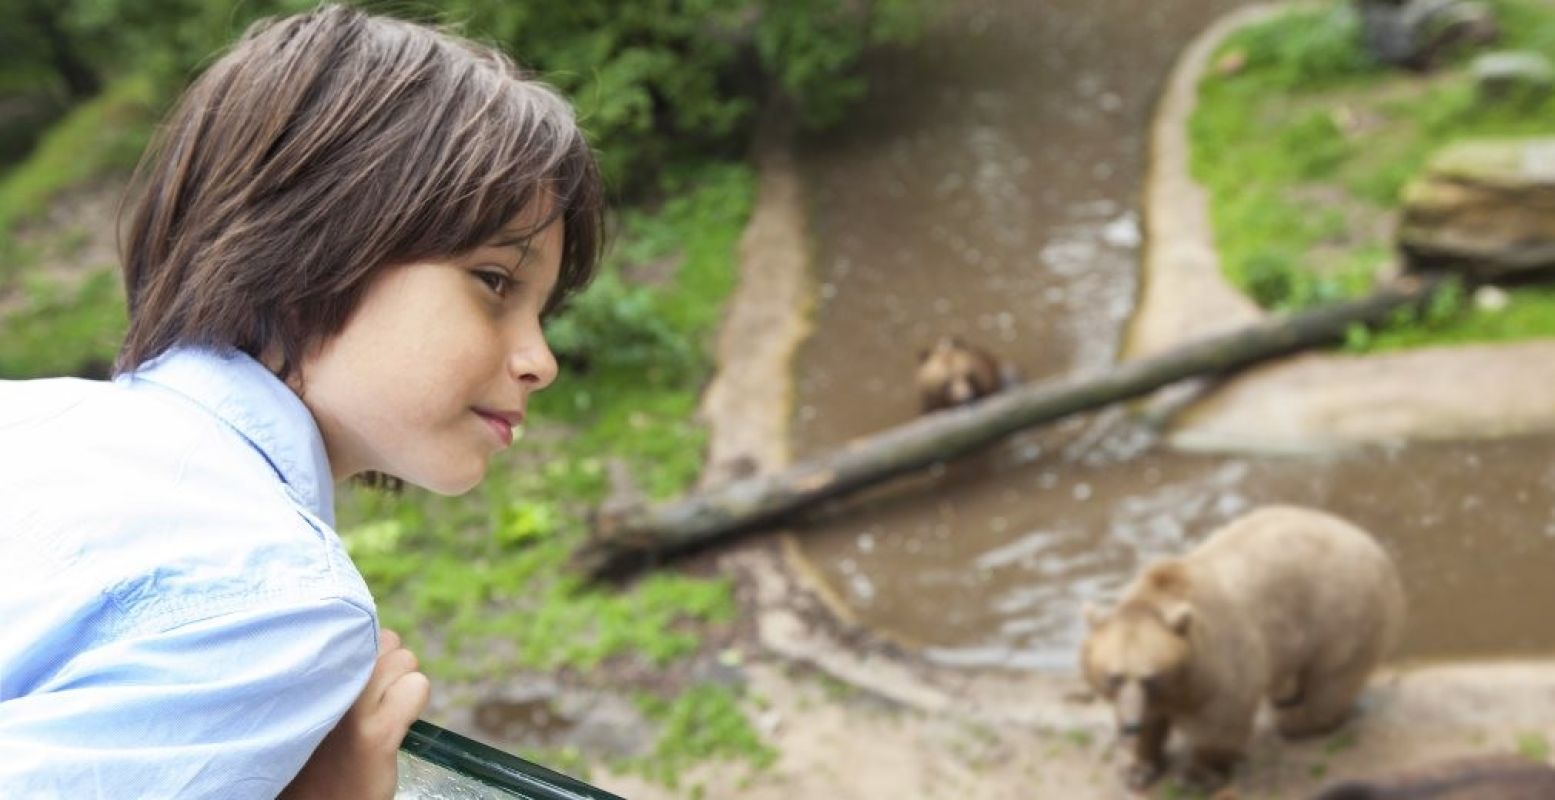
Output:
(381, 670), (431, 727)
(367, 646), (420, 708)
(378, 628), (401, 656)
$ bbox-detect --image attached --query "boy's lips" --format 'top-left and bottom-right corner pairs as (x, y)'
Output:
(473, 407), (524, 446)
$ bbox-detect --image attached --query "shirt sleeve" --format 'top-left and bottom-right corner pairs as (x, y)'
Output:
(0, 596), (378, 799)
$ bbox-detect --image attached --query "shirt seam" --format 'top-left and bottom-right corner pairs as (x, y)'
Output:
(123, 583), (377, 640)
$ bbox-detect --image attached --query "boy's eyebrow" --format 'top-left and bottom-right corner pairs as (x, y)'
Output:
(489, 232), (531, 249)
(485, 231), (534, 267)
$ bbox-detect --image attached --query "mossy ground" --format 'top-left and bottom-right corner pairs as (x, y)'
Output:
(1191, 0), (1555, 351)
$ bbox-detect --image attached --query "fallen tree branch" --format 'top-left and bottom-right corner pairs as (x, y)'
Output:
(573, 275), (1445, 580)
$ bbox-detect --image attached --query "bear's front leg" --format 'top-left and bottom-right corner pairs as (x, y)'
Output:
(1123, 717), (1171, 790)
(1184, 745), (1242, 791)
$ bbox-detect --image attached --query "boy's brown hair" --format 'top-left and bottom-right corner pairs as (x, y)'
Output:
(117, 4), (603, 379)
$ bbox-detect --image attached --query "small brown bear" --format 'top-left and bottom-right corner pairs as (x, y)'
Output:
(914, 335), (1017, 413)
(1080, 505), (1406, 791)
(1310, 754), (1555, 800)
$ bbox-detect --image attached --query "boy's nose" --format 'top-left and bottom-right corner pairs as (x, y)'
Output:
(508, 339), (558, 390)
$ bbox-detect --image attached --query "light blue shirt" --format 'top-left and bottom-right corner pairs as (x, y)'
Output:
(0, 347), (379, 798)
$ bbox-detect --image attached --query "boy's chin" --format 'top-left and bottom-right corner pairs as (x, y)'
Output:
(403, 461), (487, 497)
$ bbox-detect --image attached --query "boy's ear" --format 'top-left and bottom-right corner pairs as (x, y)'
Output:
(1083, 602), (1109, 629)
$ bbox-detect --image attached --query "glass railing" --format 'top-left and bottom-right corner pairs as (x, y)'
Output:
(397, 720), (626, 800)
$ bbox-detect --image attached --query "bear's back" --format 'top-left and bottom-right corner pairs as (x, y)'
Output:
(1187, 506), (1405, 660)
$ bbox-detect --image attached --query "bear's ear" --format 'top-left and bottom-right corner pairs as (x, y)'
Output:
(1161, 602), (1193, 636)
(1083, 603), (1108, 629)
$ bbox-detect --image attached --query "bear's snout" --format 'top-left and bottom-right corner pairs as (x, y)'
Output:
(1114, 680), (1149, 735)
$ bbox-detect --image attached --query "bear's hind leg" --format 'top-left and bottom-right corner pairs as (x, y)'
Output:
(1275, 665), (1369, 739)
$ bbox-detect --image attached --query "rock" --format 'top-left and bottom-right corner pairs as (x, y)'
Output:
(1399, 138), (1555, 278)
(1355, 0), (1500, 71)
(1473, 284), (1510, 312)
(1473, 50), (1555, 102)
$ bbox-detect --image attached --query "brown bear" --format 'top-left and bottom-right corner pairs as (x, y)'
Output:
(1310, 755), (1555, 800)
(1079, 505), (1406, 791)
(914, 335), (1017, 413)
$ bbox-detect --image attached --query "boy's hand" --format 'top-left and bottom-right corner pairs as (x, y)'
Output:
(280, 628), (430, 800)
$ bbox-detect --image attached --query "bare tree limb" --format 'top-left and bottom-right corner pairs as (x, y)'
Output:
(573, 275), (1445, 580)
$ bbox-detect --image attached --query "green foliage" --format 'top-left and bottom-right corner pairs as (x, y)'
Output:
(538, 162), (754, 499)
(1517, 731), (1551, 762)
(544, 271), (702, 386)
(1193, 0), (1555, 346)
(1354, 283), (1555, 353)
(0, 269), (125, 378)
(1277, 109), (1351, 180)
(1217, 2), (1379, 89)
(0, 0), (317, 96)
(339, 449), (738, 678)
(754, 0), (926, 127)
(433, 0), (928, 187)
(0, 0), (925, 268)
(0, 74), (156, 234)
(628, 684), (776, 789)
(3, 0), (928, 194)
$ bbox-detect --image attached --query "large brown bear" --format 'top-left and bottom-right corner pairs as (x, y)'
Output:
(1079, 505), (1406, 791)
(914, 335), (1017, 413)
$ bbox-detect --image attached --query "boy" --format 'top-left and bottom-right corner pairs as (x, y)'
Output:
(0, 6), (603, 798)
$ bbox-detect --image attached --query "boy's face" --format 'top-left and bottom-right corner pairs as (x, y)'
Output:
(295, 208), (563, 494)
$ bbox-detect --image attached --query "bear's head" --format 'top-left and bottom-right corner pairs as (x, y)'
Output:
(1080, 577), (1195, 736)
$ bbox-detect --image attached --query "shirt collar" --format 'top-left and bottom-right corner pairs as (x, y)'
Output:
(121, 346), (336, 525)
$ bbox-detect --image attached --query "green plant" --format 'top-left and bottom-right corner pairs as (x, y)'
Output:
(1218, 2), (1378, 90)
(544, 271), (701, 386)
(1517, 731), (1551, 762)
(1193, 0), (1555, 347)
(0, 269), (126, 378)
(629, 684), (776, 788)
(385, 0), (929, 191)
(0, 74), (156, 234)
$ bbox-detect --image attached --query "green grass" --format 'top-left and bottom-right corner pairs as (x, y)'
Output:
(624, 684), (777, 790)
(538, 161), (756, 498)
(1516, 731), (1551, 762)
(0, 74), (157, 237)
(0, 269), (126, 378)
(0, 73), (159, 298)
(1191, 0), (1555, 347)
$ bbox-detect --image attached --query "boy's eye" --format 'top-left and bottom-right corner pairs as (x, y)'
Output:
(474, 269), (514, 298)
